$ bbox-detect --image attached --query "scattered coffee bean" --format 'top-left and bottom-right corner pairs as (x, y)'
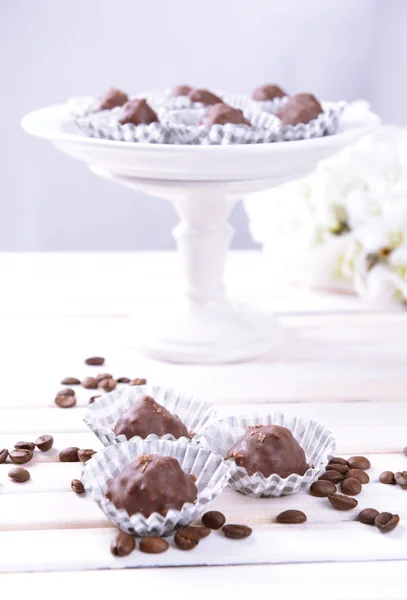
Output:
(129, 378), (147, 386)
(319, 470), (344, 483)
(375, 512), (400, 533)
(56, 388), (75, 396)
(61, 377), (80, 385)
(140, 537), (169, 554)
(55, 393), (76, 408)
(202, 511), (226, 530)
(328, 457), (349, 466)
(59, 447), (80, 462)
(340, 477), (362, 496)
(35, 435), (54, 452)
(310, 480), (337, 497)
(394, 471), (407, 488)
(328, 463), (349, 475)
(379, 471), (396, 485)
(222, 524), (252, 539)
(358, 508), (380, 525)
(85, 356), (105, 366)
(99, 378), (117, 392)
(14, 441), (35, 452)
(0, 449), (8, 463)
(344, 469), (370, 484)
(78, 449), (96, 463)
(71, 479), (85, 494)
(8, 467), (30, 483)
(328, 494), (358, 511)
(9, 449), (33, 464)
(110, 531), (136, 556)
(117, 377), (131, 384)
(347, 456), (371, 470)
(82, 377), (98, 390)
(89, 395), (101, 404)
(96, 373), (113, 382)
(174, 527), (208, 550)
(276, 510), (307, 524)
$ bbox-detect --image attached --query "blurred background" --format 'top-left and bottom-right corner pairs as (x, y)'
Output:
(2, 0), (407, 251)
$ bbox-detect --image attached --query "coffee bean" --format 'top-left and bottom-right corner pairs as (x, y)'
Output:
(71, 479), (85, 494)
(89, 395), (101, 404)
(222, 524), (252, 539)
(328, 457), (349, 466)
(319, 470), (344, 483)
(0, 449), (8, 463)
(96, 373), (113, 382)
(82, 377), (98, 390)
(35, 435), (54, 452)
(99, 378), (117, 392)
(379, 471), (396, 485)
(117, 377), (131, 384)
(348, 456), (371, 470)
(8, 467), (30, 482)
(276, 510), (307, 524)
(174, 528), (203, 550)
(129, 378), (147, 386)
(61, 377), (80, 385)
(85, 356), (105, 366)
(55, 393), (76, 408)
(394, 471), (407, 487)
(140, 537), (169, 554)
(328, 463), (349, 475)
(14, 441), (35, 451)
(9, 449), (33, 464)
(375, 512), (400, 533)
(309, 480), (337, 497)
(59, 447), (79, 462)
(56, 388), (75, 396)
(202, 511), (226, 529)
(358, 508), (380, 525)
(340, 477), (362, 496)
(344, 469), (370, 484)
(328, 494), (358, 510)
(78, 449), (96, 463)
(110, 531), (135, 556)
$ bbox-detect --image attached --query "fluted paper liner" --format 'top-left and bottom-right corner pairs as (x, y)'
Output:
(84, 384), (217, 446)
(82, 438), (231, 536)
(198, 412), (336, 497)
(276, 101), (347, 141)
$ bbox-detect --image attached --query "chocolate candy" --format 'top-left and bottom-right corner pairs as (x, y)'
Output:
(200, 103), (250, 126)
(118, 99), (158, 126)
(106, 454), (198, 517)
(113, 394), (189, 440)
(188, 88), (223, 105)
(169, 84), (193, 98)
(252, 84), (287, 101)
(226, 424), (308, 478)
(277, 93), (323, 126)
(93, 89), (128, 112)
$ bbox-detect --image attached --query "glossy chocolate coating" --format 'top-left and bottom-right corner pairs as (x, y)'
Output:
(169, 84), (193, 97)
(188, 88), (223, 105)
(113, 394), (189, 440)
(252, 84), (287, 101)
(106, 454), (198, 517)
(226, 424), (308, 478)
(118, 98), (159, 126)
(200, 103), (251, 126)
(277, 93), (323, 126)
(93, 87), (129, 112)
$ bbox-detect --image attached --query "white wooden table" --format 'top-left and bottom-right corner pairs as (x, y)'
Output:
(1, 251), (407, 598)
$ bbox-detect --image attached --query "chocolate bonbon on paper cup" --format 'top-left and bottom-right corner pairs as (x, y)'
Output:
(198, 412), (336, 497)
(82, 438), (230, 537)
(83, 384), (217, 446)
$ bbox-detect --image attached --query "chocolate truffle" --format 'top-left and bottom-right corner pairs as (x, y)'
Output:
(93, 87), (129, 112)
(200, 103), (251, 126)
(106, 454), (198, 517)
(118, 98), (159, 126)
(188, 88), (223, 105)
(170, 84), (193, 97)
(113, 394), (189, 440)
(252, 84), (287, 101)
(277, 93), (323, 126)
(226, 424), (308, 478)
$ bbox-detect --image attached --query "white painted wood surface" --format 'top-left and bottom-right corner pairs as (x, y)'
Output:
(0, 252), (406, 597)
